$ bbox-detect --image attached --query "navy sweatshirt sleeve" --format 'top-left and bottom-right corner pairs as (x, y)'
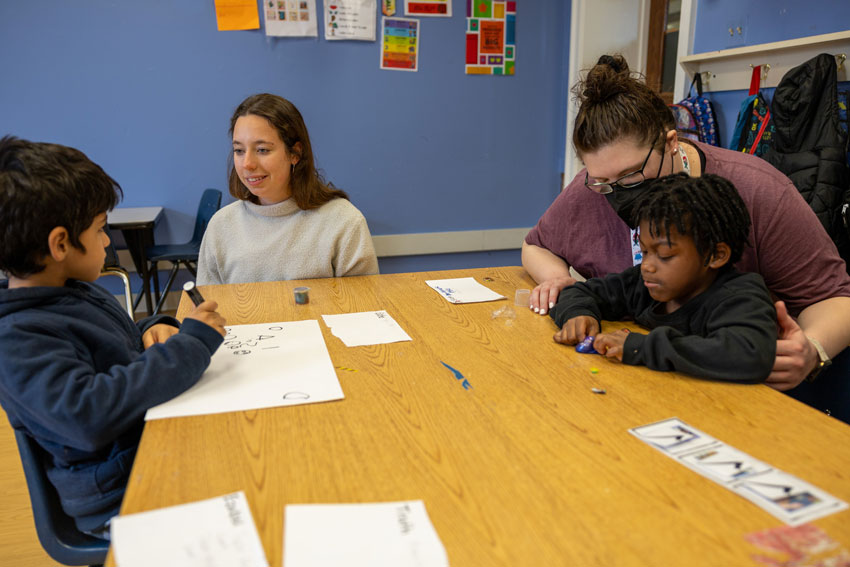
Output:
(0, 307), (223, 452)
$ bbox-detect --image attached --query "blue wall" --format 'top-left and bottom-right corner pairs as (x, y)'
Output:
(691, 0), (850, 148)
(0, 1), (570, 276)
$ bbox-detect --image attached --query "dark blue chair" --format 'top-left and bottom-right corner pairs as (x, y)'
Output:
(145, 189), (222, 315)
(14, 429), (108, 566)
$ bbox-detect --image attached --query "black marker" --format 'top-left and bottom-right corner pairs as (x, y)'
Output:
(183, 281), (205, 307)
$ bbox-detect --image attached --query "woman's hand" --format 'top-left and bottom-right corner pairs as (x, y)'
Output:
(531, 276), (576, 315)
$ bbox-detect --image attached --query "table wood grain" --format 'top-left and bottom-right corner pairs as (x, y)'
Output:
(107, 267), (850, 566)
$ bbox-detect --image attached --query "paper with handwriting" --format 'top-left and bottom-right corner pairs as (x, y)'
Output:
(284, 500), (449, 567)
(322, 310), (412, 347)
(146, 320), (343, 420)
(111, 491), (268, 567)
(425, 277), (505, 304)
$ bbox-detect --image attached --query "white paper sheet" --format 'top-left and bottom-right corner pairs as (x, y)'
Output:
(425, 277), (505, 304)
(321, 310), (412, 347)
(145, 320), (343, 420)
(284, 500), (449, 567)
(325, 0), (376, 41)
(111, 491), (268, 567)
(264, 0), (318, 37)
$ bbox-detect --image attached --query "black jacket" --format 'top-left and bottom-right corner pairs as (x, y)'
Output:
(550, 267), (777, 383)
(764, 53), (850, 264)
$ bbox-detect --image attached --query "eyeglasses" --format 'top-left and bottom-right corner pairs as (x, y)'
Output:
(584, 133), (663, 195)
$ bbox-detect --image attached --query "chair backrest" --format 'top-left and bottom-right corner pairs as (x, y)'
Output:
(14, 429), (109, 566)
(102, 226), (122, 269)
(189, 189), (223, 245)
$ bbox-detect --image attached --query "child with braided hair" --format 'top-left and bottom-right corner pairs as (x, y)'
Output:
(549, 173), (777, 382)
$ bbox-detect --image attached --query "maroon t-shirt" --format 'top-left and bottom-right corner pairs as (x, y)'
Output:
(525, 141), (850, 316)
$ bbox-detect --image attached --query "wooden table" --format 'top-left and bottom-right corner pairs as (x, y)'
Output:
(108, 267), (850, 566)
(107, 206), (163, 316)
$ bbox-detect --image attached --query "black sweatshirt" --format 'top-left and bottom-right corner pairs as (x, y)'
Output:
(549, 266), (777, 382)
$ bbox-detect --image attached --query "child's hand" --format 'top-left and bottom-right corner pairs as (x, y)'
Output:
(185, 300), (227, 337)
(142, 324), (179, 349)
(553, 316), (599, 345)
(593, 329), (631, 361)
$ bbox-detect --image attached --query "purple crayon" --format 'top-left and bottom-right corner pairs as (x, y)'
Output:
(575, 335), (598, 354)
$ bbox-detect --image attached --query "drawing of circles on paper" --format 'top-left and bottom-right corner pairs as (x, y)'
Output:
(283, 391), (310, 400)
(232, 350), (252, 355)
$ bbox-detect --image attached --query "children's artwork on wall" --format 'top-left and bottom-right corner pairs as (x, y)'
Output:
(465, 1), (515, 75)
(325, 0), (377, 41)
(264, 0), (318, 37)
(405, 0), (451, 17)
(382, 0), (397, 16)
(215, 0), (260, 30)
(380, 17), (419, 72)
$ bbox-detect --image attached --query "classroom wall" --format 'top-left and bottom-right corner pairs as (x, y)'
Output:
(0, 1), (570, 280)
(690, 0), (850, 148)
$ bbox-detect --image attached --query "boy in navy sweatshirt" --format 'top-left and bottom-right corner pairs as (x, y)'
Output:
(550, 173), (777, 382)
(0, 136), (226, 537)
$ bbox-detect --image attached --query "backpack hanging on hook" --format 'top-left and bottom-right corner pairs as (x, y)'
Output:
(670, 73), (721, 146)
(729, 65), (776, 156)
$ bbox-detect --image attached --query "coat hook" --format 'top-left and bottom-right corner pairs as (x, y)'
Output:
(837, 53), (846, 71)
(700, 71), (712, 87)
(749, 63), (770, 81)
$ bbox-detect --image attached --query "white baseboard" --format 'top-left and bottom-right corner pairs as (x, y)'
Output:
(116, 228), (532, 270)
(113, 228), (532, 314)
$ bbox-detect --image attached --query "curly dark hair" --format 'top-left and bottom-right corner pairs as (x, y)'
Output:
(631, 173), (751, 265)
(0, 136), (122, 277)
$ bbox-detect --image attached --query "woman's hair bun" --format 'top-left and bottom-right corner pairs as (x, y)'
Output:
(595, 54), (630, 75)
(576, 54), (632, 105)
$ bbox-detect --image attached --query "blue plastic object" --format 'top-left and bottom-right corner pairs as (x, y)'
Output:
(576, 335), (598, 354)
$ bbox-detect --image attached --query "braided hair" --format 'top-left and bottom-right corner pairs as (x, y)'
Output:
(631, 173), (751, 265)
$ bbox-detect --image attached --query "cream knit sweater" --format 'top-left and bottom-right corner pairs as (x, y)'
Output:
(197, 197), (379, 285)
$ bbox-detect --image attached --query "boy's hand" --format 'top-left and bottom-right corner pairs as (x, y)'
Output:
(554, 316), (599, 345)
(142, 324), (180, 349)
(185, 300), (227, 337)
(593, 329), (631, 361)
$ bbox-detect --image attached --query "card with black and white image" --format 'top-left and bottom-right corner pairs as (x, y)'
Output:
(630, 417), (848, 526)
(678, 443), (773, 485)
(629, 417), (717, 457)
(733, 468), (848, 526)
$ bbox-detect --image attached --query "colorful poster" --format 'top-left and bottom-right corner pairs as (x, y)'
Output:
(263, 0), (318, 37)
(405, 0), (451, 16)
(326, 0), (377, 41)
(380, 17), (419, 72)
(466, 1), (515, 75)
(214, 0), (260, 31)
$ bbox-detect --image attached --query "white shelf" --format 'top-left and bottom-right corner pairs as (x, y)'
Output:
(678, 30), (850, 93)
